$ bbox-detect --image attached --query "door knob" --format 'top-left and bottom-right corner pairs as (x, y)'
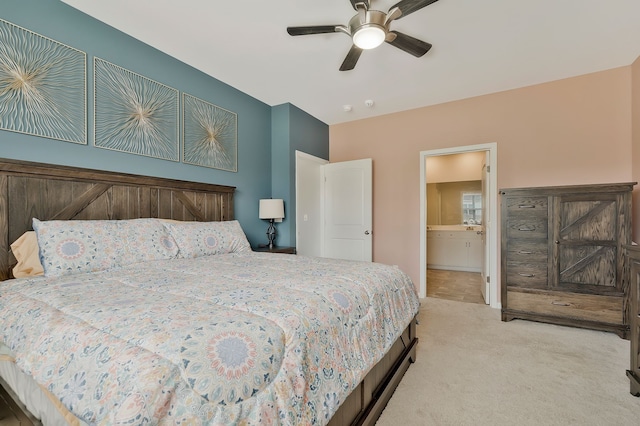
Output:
(364, 230), (370, 235)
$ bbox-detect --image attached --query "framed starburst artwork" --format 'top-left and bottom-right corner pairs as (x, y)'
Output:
(94, 58), (179, 161)
(182, 93), (237, 172)
(0, 18), (86, 144)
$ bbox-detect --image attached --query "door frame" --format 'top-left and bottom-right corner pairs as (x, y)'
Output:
(419, 142), (500, 308)
(481, 153), (490, 303)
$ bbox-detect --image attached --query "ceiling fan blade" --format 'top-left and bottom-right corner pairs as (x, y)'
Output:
(339, 45), (363, 71)
(390, 0), (439, 19)
(287, 25), (342, 36)
(386, 31), (432, 57)
(349, 0), (370, 11)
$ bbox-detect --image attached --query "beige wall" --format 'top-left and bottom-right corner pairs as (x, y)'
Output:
(632, 57), (640, 242)
(330, 66), (634, 290)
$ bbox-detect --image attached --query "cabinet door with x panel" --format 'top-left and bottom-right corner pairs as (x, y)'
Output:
(552, 193), (621, 292)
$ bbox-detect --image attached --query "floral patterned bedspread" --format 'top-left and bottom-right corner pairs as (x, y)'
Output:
(0, 253), (420, 425)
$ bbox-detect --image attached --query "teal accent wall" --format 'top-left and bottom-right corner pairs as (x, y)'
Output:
(271, 104), (329, 247)
(0, 0), (328, 248)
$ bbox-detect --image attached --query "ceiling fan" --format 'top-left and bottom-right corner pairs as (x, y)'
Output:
(287, 0), (439, 71)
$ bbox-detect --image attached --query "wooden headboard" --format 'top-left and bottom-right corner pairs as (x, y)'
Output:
(0, 158), (235, 280)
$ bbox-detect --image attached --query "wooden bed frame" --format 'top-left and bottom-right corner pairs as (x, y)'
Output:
(0, 158), (418, 426)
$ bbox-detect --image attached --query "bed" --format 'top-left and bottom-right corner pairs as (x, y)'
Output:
(0, 158), (420, 425)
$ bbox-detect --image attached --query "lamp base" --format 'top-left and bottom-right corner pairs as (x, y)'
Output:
(266, 219), (276, 249)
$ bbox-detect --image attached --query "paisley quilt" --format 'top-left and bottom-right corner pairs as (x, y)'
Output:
(0, 253), (419, 425)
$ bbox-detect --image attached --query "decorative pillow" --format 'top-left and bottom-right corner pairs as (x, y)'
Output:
(32, 218), (179, 277)
(33, 218), (122, 277)
(10, 231), (44, 278)
(117, 218), (180, 264)
(163, 220), (251, 258)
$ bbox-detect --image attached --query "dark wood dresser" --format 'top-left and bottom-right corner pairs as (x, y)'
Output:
(625, 245), (640, 396)
(500, 182), (635, 338)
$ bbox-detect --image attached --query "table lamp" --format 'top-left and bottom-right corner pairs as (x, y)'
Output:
(259, 199), (284, 249)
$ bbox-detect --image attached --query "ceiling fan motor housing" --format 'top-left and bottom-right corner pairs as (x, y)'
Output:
(349, 10), (389, 49)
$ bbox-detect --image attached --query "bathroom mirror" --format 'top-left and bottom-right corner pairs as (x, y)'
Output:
(427, 181), (482, 225)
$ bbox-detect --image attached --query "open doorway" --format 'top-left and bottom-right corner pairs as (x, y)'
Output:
(419, 143), (499, 308)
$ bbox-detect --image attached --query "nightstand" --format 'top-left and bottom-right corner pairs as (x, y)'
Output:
(254, 246), (296, 254)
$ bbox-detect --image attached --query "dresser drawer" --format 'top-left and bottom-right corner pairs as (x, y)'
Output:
(506, 263), (548, 288)
(506, 240), (548, 263)
(507, 290), (623, 324)
(505, 217), (548, 239)
(505, 196), (548, 213)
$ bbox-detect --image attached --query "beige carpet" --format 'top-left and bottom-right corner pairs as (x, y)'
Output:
(376, 297), (640, 425)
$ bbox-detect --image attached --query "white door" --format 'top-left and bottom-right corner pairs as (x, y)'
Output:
(480, 152), (490, 304)
(322, 159), (372, 261)
(295, 151), (328, 256)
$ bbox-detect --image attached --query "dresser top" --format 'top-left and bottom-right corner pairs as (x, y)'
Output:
(500, 182), (636, 196)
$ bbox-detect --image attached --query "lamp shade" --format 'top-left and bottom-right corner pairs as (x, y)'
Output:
(259, 199), (284, 219)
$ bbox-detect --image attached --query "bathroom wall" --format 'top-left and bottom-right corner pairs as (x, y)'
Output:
(427, 181), (482, 225)
(426, 152), (484, 225)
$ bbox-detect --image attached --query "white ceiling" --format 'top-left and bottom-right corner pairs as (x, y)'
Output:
(61, 0), (640, 125)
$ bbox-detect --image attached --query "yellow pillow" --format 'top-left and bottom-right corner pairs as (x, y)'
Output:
(11, 231), (44, 278)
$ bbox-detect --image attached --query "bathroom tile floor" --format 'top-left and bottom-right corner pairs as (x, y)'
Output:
(426, 269), (486, 305)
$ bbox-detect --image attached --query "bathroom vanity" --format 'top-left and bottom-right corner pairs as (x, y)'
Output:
(427, 225), (483, 272)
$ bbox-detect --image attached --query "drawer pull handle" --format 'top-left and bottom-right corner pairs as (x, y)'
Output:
(518, 226), (536, 231)
(551, 301), (571, 307)
(518, 205), (536, 209)
(518, 250), (533, 254)
(518, 273), (534, 277)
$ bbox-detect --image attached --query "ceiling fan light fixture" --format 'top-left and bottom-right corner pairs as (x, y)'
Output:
(287, 0), (438, 70)
(352, 25), (385, 49)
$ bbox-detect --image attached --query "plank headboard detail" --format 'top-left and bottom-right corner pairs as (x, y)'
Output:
(0, 158), (236, 280)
